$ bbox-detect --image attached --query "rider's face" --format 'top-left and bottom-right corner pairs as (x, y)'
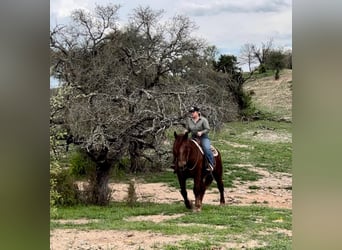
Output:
(191, 111), (199, 119)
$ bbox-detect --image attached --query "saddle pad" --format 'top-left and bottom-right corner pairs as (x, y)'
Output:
(190, 139), (219, 157)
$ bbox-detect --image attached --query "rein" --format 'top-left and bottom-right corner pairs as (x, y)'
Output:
(182, 140), (201, 171)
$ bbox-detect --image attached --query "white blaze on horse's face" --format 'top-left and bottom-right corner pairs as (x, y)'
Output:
(178, 144), (188, 168)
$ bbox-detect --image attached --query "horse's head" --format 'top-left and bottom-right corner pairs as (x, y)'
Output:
(173, 131), (190, 169)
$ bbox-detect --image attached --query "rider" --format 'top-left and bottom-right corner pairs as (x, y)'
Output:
(184, 106), (214, 171)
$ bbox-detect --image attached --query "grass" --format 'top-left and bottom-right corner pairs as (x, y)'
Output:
(213, 120), (292, 174)
(243, 70), (275, 80)
(51, 202), (291, 249)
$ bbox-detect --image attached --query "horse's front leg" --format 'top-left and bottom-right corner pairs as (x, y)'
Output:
(193, 175), (205, 212)
(178, 174), (192, 209)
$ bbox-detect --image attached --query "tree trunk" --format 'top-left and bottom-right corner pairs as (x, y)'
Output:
(87, 160), (112, 205)
(129, 141), (142, 173)
(275, 68), (280, 80)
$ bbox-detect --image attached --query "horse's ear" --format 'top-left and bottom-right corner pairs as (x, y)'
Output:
(174, 131), (177, 138)
(184, 131), (189, 139)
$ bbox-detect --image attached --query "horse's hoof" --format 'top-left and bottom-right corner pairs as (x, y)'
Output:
(193, 207), (201, 212)
(185, 201), (193, 209)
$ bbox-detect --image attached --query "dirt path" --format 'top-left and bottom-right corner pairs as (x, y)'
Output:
(107, 166), (291, 209)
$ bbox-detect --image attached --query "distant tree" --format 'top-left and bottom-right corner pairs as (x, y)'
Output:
(213, 54), (243, 84)
(265, 49), (286, 80)
(283, 49), (292, 69)
(203, 45), (219, 67)
(250, 38), (274, 73)
(50, 4), (241, 205)
(214, 54), (237, 73)
(239, 39), (293, 77)
(239, 43), (257, 72)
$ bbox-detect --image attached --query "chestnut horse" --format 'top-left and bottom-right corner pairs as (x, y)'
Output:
(172, 131), (225, 211)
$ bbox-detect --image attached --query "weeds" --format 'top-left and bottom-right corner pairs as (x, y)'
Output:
(126, 179), (138, 207)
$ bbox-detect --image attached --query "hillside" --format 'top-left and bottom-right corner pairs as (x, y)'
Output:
(243, 69), (292, 122)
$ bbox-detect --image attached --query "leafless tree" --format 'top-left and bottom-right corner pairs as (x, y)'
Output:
(239, 38), (274, 74)
(50, 4), (240, 204)
(239, 43), (258, 72)
(252, 38), (273, 65)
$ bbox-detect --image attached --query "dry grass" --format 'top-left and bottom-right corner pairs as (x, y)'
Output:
(244, 69), (292, 121)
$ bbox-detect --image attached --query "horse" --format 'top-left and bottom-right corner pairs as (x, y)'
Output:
(172, 131), (225, 211)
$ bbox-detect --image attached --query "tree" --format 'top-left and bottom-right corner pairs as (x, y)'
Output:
(283, 49), (292, 69)
(265, 49), (286, 80)
(250, 38), (274, 73)
(239, 43), (258, 72)
(50, 4), (241, 205)
(213, 54), (243, 84)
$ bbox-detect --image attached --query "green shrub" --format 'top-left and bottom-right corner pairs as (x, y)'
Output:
(239, 90), (258, 119)
(69, 150), (95, 177)
(51, 165), (80, 206)
(258, 63), (266, 73)
(118, 157), (131, 170)
(50, 161), (61, 217)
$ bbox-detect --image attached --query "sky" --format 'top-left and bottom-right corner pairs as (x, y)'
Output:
(50, 0), (292, 87)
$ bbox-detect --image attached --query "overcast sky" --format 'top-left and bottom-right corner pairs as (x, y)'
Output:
(50, 0), (291, 86)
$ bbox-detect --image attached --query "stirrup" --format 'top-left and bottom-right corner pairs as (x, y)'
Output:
(206, 163), (214, 171)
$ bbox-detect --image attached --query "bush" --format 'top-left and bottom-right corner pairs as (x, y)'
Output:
(69, 150), (95, 177)
(51, 164), (80, 206)
(258, 64), (266, 73)
(126, 179), (138, 207)
(50, 161), (61, 217)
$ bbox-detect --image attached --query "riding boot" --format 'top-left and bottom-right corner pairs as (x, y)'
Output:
(206, 161), (214, 172)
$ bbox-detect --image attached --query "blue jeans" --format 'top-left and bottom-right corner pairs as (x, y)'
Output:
(200, 136), (214, 166)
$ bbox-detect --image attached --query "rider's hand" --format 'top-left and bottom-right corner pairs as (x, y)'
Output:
(197, 131), (203, 137)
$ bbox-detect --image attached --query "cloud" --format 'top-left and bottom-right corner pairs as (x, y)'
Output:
(51, 0), (86, 18)
(50, 0), (123, 28)
(181, 0), (291, 16)
(50, 0), (292, 61)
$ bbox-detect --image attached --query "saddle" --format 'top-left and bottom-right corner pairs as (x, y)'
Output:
(191, 138), (219, 157)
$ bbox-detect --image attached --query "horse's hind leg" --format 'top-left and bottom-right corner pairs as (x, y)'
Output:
(213, 173), (225, 205)
(213, 155), (225, 205)
(218, 179), (225, 205)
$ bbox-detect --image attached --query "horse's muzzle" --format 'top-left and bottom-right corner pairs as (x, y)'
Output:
(177, 160), (186, 168)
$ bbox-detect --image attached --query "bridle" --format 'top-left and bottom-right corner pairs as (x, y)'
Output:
(177, 140), (201, 171)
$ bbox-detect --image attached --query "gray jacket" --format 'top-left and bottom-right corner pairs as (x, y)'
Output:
(185, 116), (210, 138)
